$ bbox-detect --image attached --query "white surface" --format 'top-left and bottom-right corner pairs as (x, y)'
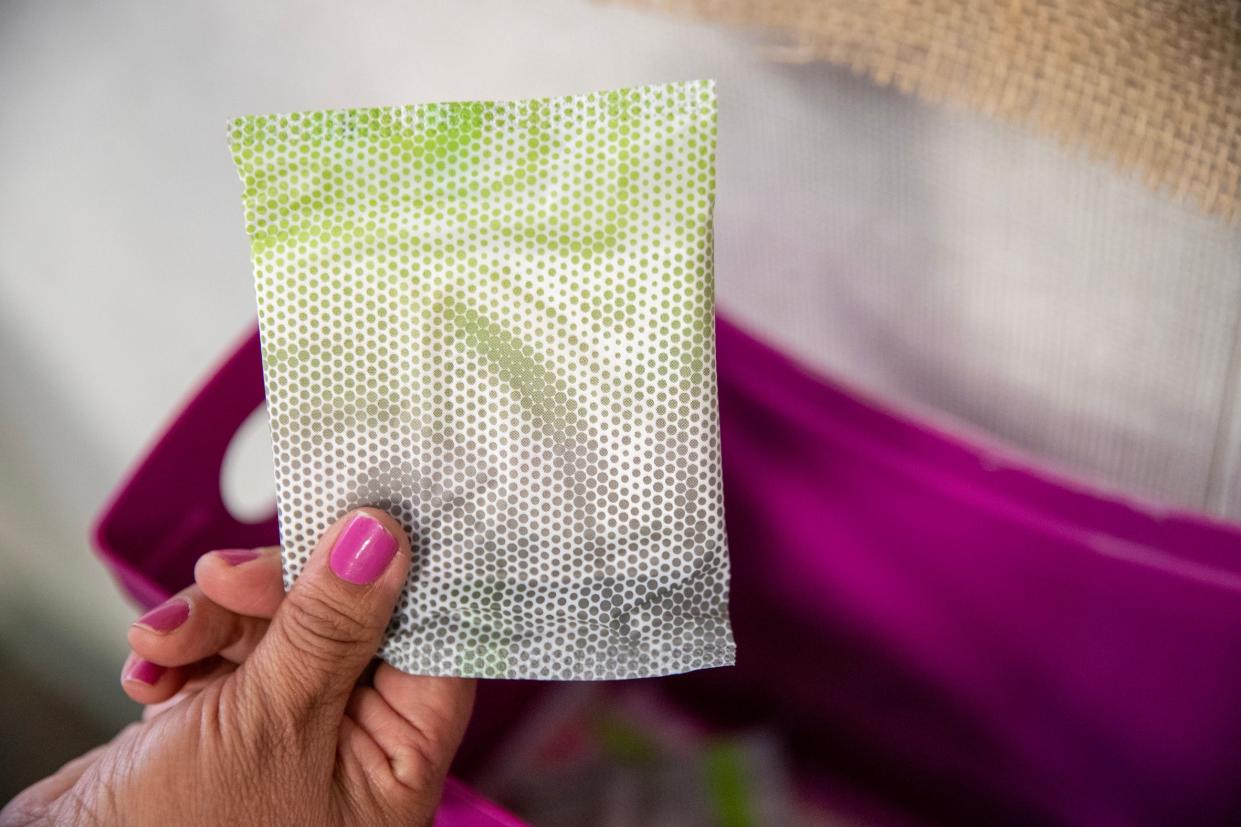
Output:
(1, 0), (1239, 718)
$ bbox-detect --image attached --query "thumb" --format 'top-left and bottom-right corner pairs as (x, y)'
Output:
(236, 508), (411, 727)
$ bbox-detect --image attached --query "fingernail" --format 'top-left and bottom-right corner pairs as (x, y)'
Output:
(133, 598), (190, 634)
(124, 657), (166, 686)
(329, 513), (398, 585)
(213, 549), (262, 566)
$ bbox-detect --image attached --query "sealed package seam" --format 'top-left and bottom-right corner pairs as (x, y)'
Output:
(228, 79), (734, 680)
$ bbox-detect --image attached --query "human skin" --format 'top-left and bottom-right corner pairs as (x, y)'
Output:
(1, 508), (476, 826)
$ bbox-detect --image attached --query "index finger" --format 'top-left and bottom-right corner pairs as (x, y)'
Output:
(194, 545), (285, 619)
(373, 664), (477, 771)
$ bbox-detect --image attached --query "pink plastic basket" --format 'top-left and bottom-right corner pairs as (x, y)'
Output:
(95, 318), (1241, 826)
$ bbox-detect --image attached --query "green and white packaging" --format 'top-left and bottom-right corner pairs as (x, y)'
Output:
(228, 80), (733, 679)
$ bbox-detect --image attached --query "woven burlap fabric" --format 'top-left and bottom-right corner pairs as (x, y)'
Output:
(609, 0), (1241, 223)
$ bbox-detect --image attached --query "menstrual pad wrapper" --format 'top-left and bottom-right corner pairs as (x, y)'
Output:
(228, 80), (734, 679)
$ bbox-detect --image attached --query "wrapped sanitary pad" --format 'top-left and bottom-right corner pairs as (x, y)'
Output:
(228, 80), (733, 679)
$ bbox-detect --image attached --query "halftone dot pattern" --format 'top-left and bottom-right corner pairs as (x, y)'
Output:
(228, 80), (733, 680)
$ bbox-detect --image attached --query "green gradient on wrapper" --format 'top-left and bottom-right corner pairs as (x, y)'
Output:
(228, 80), (733, 680)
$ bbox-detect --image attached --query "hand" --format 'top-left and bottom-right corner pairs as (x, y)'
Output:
(2, 509), (476, 827)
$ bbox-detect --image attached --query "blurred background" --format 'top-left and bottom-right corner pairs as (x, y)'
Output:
(3, 0), (1240, 822)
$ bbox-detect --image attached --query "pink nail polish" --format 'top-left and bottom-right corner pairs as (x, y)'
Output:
(329, 513), (398, 584)
(134, 598), (190, 634)
(213, 548), (262, 566)
(124, 658), (166, 686)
